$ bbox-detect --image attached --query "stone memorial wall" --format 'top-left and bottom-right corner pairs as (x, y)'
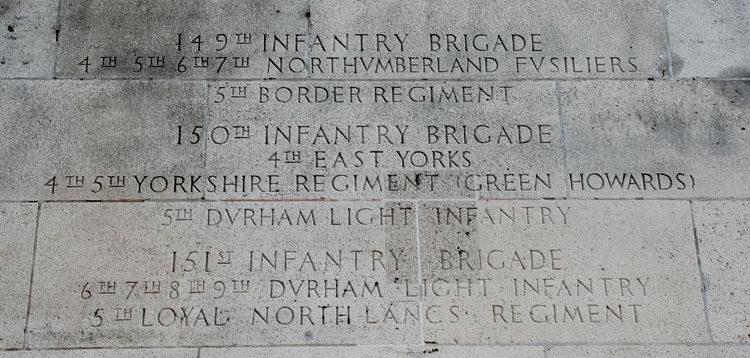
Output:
(0, 0), (748, 356)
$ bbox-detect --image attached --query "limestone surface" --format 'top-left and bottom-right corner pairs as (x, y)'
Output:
(202, 346), (543, 358)
(0, 203), (37, 349)
(561, 81), (749, 199)
(419, 200), (706, 343)
(0, 81), (205, 201)
(0, 0), (747, 355)
(666, 0), (750, 78)
(0, 0), (56, 78)
(548, 345), (750, 357)
(55, 0), (309, 79)
(310, 0), (669, 79)
(0, 349), (196, 358)
(693, 201), (750, 342)
(28, 201), (418, 348)
(205, 81), (563, 200)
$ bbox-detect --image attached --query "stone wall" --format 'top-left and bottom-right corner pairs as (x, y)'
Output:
(0, 0), (748, 356)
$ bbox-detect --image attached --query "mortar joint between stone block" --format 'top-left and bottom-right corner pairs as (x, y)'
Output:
(306, 0), (313, 80)
(554, 81), (570, 200)
(202, 81), (210, 201)
(5, 77), (732, 82)
(689, 201), (714, 343)
(51, 0), (63, 79)
(659, 0), (675, 80)
(22, 202), (42, 350)
(414, 200), (425, 344)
